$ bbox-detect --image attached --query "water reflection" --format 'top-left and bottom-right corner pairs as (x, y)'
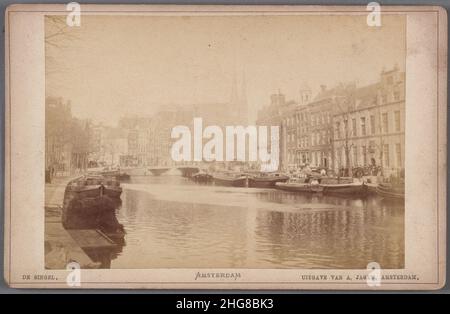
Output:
(109, 176), (404, 269)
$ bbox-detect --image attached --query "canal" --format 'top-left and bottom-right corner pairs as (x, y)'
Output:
(109, 174), (404, 269)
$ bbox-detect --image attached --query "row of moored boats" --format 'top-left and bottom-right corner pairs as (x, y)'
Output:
(190, 171), (404, 199)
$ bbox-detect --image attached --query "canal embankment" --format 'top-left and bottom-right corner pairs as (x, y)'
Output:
(45, 175), (118, 269)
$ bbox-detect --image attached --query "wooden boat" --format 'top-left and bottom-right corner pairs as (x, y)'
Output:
(115, 172), (130, 181)
(69, 184), (103, 198)
(178, 166), (200, 178)
(104, 185), (122, 199)
(319, 178), (366, 195)
(212, 173), (247, 187)
(248, 173), (289, 188)
(376, 182), (405, 199)
(100, 169), (120, 177)
(93, 169), (130, 181)
(192, 172), (213, 183)
(275, 179), (323, 193)
(365, 182), (378, 194)
(62, 185), (124, 238)
(67, 175), (122, 199)
(147, 167), (170, 176)
(362, 176), (379, 194)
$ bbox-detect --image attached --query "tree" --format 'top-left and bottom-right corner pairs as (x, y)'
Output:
(45, 16), (80, 77)
(333, 85), (356, 177)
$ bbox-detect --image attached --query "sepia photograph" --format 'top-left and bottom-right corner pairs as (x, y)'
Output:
(3, 4), (446, 290)
(44, 12), (405, 270)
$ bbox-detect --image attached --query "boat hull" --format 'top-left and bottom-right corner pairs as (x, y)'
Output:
(116, 173), (130, 181)
(365, 183), (378, 195)
(321, 183), (366, 195)
(178, 167), (200, 178)
(213, 176), (247, 187)
(275, 182), (323, 193)
(376, 183), (405, 199)
(69, 186), (122, 199)
(70, 186), (102, 198)
(104, 187), (122, 199)
(248, 176), (289, 188)
(192, 174), (213, 183)
(148, 168), (170, 176)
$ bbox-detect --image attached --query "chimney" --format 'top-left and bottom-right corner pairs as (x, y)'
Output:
(320, 85), (327, 92)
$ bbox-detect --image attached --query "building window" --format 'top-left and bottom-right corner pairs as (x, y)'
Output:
(396, 143), (402, 168)
(352, 118), (357, 137)
(394, 90), (400, 101)
(395, 111), (401, 132)
(369, 140), (376, 154)
(336, 122), (341, 139)
(360, 117), (366, 136)
(370, 115), (375, 135)
(337, 148), (342, 168)
(362, 146), (367, 166)
(382, 94), (387, 103)
(353, 146), (358, 167)
(383, 144), (390, 167)
(382, 112), (389, 133)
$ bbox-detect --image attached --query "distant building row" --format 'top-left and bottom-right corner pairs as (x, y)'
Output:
(256, 66), (405, 177)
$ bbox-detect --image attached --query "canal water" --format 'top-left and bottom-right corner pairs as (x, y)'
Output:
(110, 174), (404, 269)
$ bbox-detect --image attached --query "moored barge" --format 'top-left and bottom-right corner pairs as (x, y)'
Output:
(247, 173), (289, 188)
(212, 173), (247, 187)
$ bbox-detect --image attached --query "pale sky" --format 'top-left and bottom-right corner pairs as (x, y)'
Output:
(46, 14), (405, 125)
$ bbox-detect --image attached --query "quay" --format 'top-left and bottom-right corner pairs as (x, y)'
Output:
(45, 175), (118, 269)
